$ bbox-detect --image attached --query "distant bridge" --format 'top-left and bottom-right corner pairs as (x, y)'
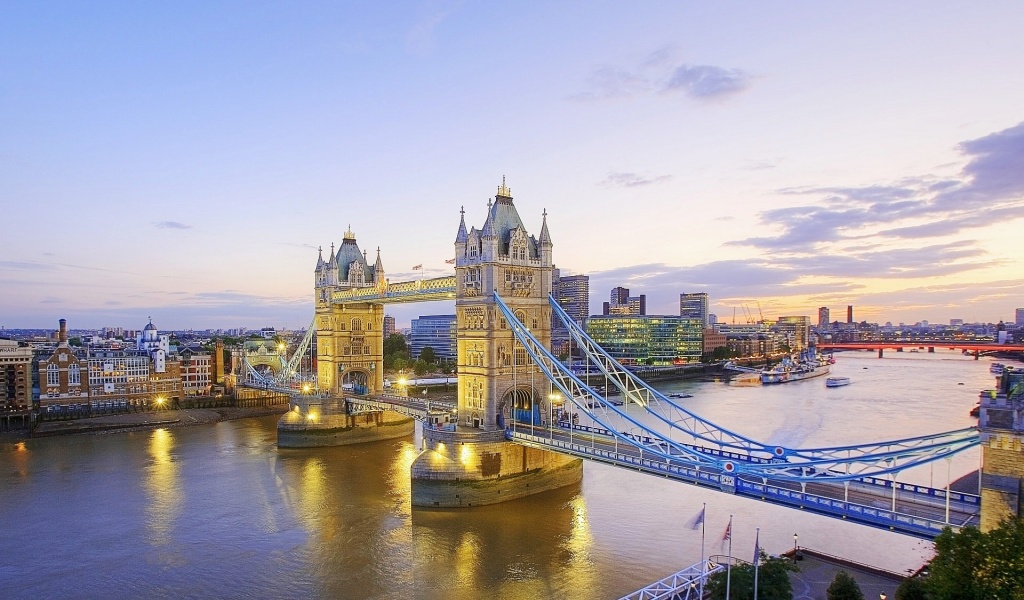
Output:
(820, 341), (1024, 358)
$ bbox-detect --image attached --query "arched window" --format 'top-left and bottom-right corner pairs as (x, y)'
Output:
(47, 363), (59, 386)
(351, 317), (363, 332)
(69, 364), (80, 385)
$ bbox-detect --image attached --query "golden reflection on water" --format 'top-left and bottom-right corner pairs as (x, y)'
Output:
(144, 428), (182, 555)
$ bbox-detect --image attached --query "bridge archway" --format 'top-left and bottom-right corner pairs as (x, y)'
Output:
(342, 369), (370, 394)
(500, 386), (541, 426)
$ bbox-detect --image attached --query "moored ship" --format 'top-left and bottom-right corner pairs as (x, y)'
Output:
(825, 376), (851, 388)
(760, 348), (832, 384)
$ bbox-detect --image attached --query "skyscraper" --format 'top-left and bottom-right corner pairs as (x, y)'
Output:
(1017, 308), (1024, 326)
(552, 271), (590, 325)
(680, 293), (709, 327)
(847, 305), (854, 324)
(604, 286), (644, 315)
(818, 306), (830, 329)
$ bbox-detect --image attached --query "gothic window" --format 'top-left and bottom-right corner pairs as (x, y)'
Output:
(47, 363), (59, 386)
(69, 364), (80, 385)
(468, 243), (479, 259)
(349, 262), (365, 285)
(351, 317), (363, 331)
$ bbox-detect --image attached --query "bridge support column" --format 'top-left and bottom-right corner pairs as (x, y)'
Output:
(410, 428), (582, 507)
(878, 348), (884, 358)
(974, 350), (980, 360)
(277, 396), (413, 448)
(979, 370), (1024, 531)
(928, 347), (935, 353)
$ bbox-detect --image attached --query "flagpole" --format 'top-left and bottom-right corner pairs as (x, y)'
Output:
(725, 514), (733, 600)
(753, 527), (760, 600)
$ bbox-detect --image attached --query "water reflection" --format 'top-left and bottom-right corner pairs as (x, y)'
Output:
(411, 482), (598, 600)
(144, 428), (183, 563)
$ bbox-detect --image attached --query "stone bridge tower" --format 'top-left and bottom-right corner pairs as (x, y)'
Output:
(453, 178), (554, 430)
(313, 227), (386, 396)
(410, 180), (583, 506)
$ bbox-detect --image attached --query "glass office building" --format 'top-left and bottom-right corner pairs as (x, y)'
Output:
(410, 314), (457, 362)
(584, 315), (703, 365)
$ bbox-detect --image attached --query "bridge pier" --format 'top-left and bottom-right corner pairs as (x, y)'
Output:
(878, 348), (884, 358)
(410, 427), (582, 507)
(979, 369), (1024, 531)
(277, 396), (413, 448)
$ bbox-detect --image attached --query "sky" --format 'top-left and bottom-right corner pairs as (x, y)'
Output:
(2, 2), (1024, 331)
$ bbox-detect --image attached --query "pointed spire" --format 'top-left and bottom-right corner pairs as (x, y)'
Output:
(330, 242), (336, 263)
(539, 208), (552, 246)
(316, 245), (325, 270)
(344, 225), (355, 241)
(455, 205), (468, 243)
(481, 198), (496, 238)
(374, 247), (384, 273)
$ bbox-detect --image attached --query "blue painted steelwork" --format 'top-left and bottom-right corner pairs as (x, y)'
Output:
(508, 430), (975, 538)
(494, 291), (979, 484)
(618, 559), (725, 600)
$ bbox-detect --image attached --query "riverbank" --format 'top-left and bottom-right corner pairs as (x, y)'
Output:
(0, 405), (290, 441)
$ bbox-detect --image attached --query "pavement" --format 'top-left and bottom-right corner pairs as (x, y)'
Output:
(27, 405), (288, 437)
(787, 550), (906, 600)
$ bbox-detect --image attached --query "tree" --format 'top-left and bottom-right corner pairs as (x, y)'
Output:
(419, 346), (437, 364)
(706, 552), (796, 600)
(927, 525), (987, 600)
(413, 359), (430, 377)
(69, 336), (82, 347)
(384, 333), (408, 356)
(826, 570), (863, 600)
(894, 577), (927, 600)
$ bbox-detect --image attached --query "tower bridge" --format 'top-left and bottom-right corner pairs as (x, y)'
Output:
(241, 179), (1024, 543)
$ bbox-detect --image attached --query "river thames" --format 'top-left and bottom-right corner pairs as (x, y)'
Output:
(0, 351), (999, 599)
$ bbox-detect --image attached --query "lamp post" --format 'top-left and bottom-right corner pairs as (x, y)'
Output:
(793, 533), (798, 562)
(880, 593), (887, 600)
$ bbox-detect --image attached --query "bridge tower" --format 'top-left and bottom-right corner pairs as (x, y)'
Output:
(313, 227), (386, 396)
(278, 228), (412, 448)
(411, 180), (583, 506)
(979, 368), (1024, 531)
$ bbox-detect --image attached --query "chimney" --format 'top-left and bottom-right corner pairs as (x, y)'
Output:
(59, 318), (68, 344)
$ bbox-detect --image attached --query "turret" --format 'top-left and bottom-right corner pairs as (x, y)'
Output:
(539, 208), (552, 266)
(454, 206), (468, 264)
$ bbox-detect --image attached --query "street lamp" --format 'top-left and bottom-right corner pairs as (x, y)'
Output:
(793, 533), (798, 561)
(879, 593), (887, 600)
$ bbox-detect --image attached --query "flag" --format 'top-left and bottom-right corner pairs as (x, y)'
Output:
(412, 264), (422, 270)
(687, 506), (706, 530)
(445, 258), (456, 264)
(722, 520), (732, 543)
(753, 528), (760, 565)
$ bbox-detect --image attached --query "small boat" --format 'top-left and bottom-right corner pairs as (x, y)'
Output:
(667, 393), (693, 399)
(970, 403), (980, 417)
(825, 377), (851, 388)
(991, 363), (1006, 375)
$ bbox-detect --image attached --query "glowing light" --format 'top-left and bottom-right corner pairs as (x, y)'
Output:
(398, 378), (407, 387)
(155, 396), (165, 405)
(307, 412), (318, 423)
(302, 384), (311, 393)
(460, 444), (472, 464)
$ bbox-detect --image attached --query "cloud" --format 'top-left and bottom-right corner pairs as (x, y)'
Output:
(663, 64), (751, 99)
(572, 49), (751, 103)
(0, 261), (57, 271)
(731, 122), (1024, 252)
(155, 221), (192, 230)
(599, 172), (671, 188)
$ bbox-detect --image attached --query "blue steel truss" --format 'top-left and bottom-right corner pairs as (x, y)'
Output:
(494, 292), (979, 483)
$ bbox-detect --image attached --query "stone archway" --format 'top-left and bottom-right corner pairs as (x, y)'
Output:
(500, 386), (540, 426)
(342, 369), (370, 395)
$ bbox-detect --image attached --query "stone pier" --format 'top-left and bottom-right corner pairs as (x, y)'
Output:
(411, 427), (583, 507)
(277, 396), (413, 448)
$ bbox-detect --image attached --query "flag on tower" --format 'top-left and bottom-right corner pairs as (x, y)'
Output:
(445, 258), (456, 264)
(412, 264), (422, 270)
(687, 506), (706, 530)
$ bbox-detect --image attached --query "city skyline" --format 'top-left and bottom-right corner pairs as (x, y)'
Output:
(3, 3), (1024, 329)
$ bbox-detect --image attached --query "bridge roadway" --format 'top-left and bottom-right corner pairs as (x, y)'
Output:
(507, 423), (978, 539)
(300, 393), (978, 538)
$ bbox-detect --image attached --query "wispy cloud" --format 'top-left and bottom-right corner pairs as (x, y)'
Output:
(599, 172), (671, 188)
(155, 221), (192, 230)
(663, 64), (750, 99)
(572, 48), (752, 103)
(730, 122), (1024, 252)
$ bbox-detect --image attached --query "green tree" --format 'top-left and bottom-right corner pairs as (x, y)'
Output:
(384, 334), (408, 356)
(419, 346), (437, 364)
(707, 553), (795, 600)
(976, 517), (1024, 599)
(826, 570), (863, 600)
(68, 336), (82, 347)
(927, 525), (986, 600)
(392, 357), (408, 373)
(413, 359), (430, 377)
(894, 577), (927, 600)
